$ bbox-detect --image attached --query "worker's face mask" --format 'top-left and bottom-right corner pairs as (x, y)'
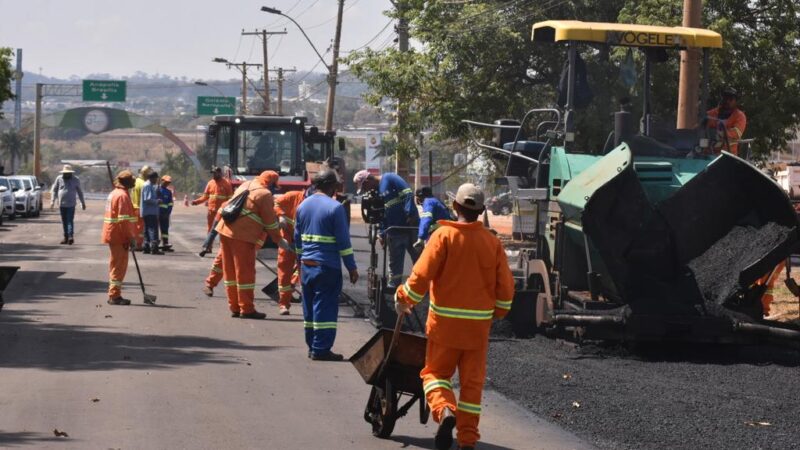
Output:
(63, 173), (73, 180)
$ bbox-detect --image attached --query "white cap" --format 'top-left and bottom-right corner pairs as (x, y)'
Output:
(455, 183), (485, 210)
(353, 169), (372, 194)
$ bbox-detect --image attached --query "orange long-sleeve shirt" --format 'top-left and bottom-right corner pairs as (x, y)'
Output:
(707, 106), (747, 156)
(396, 220), (516, 350)
(274, 190), (305, 243)
(215, 180), (282, 247)
(193, 178), (234, 212)
(102, 187), (138, 244)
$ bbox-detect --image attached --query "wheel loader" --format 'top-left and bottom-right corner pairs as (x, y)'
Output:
(466, 21), (800, 346)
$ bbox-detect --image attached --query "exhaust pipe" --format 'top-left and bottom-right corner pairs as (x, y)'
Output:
(733, 321), (800, 341)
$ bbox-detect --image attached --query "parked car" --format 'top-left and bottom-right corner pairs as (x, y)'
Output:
(0, 177), (15, 220)
(12, 175), (42, 217)
(8, 177), (32, 217)
(486, 191), (513, 215)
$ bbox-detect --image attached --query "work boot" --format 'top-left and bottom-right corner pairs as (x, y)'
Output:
(202, 286), (213, 297)
(60, 237), (68, 245)
(435, 408), (456, 450)
(311, 351), (344, 362)
(240, 311), (267, 320)
(231, 311), (240, 318)
(278, 305), (290, 316)
(107, 297), (131, 306)
(151, 247), (164, 255)
(143, 247), (151, 254)
(67, 237), (74, 245)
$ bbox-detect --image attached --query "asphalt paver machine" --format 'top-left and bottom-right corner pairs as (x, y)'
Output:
(466, 21), (800, 345)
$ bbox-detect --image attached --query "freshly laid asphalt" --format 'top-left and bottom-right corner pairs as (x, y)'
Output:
(0, 201), (589, 449)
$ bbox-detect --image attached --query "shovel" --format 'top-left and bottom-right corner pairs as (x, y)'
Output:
(130, 247), (157, 305)
(376, 313), (405, 382)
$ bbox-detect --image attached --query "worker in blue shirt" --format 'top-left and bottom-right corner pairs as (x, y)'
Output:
(413, 186), (453, 251)
(353, 170), (419, 290)
(158, 175), (175, 252)
(140, 171), (163, 255)
(295, 169), (359, 362)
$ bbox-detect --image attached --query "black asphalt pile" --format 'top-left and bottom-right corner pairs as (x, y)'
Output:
(688, 223), (791, 306)
(486, 337), (800, 450)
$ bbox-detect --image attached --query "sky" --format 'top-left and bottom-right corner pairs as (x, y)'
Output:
(0, 0), (395, 80)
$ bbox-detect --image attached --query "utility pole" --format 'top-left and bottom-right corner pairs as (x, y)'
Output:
(394, 1), (411, 180)
(271, 67), (296, 116)
(33, 83), (42, 177)
(213, 58), (262, 114)
(324, 0), (345, 132)
(242, 28), (287, 115)
(677, 0), (702, 129)
(13, 49), (22, 131)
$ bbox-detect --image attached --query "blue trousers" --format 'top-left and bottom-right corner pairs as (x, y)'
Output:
(158, 212), (170, 240)
(301, 264), (342, 356)
(387, 228), (419, 288)
(143, 215), (160, 249)
(59, 206), (75, 237)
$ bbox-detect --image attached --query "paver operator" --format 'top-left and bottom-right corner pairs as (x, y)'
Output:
(414, 186), (453, 251)
(395, 183), (515, 450)
(294, 169), (358, 361)
(50, 164), (86, 245)
(215, 170), (291, 319)
(706, 87), (747, 156)
(102, 170), (139, 306)
(274, 188), (306, 315)
(353, 169), (419, 291)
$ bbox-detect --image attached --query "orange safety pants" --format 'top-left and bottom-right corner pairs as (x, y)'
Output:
(134, 209), (144, 248)
(108, 243), (129, 299)
(277, 247), (297, 308)
(421, 340), (487, 448)
(205, 249), (224, 290)
(220, 235), (259, 314)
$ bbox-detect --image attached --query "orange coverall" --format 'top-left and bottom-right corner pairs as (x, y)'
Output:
(396, 220), (515, 448)
(707, 106), (747, 156)
(101, 186), (138, 299)
(274, 190), (305, 308)
(756, 261), (786, 316)
(193, 178), (234, 231)
(205, 249), (224, 290)
(215, 179), (282, 314)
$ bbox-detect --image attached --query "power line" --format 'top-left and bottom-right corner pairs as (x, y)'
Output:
(304, 0), (361, 31)
(344, 18), (394, 53)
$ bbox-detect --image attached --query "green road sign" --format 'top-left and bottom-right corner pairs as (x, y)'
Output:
(197, 96), (237, 116)
(82, 80), (126, 102)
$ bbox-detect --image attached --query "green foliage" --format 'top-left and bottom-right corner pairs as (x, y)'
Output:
(0, 48), (14, 119)
(160, 150), (203, 194)
(0, 128), (32, 170)
(196, 143), (214, 171)
(348, 1), (800, 157)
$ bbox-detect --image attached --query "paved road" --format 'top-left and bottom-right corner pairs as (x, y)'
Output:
(0, 201), (590, 449)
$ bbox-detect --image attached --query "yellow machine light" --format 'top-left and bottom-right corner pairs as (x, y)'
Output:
(532, 20), (723, 49)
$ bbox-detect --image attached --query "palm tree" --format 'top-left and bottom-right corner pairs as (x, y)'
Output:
(0, 129), (32, 173)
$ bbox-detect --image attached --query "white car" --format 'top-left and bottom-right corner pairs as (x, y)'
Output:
(13, 175), (43, 217)
(0, 177), (15, 220)
(8, 177), (33, 217)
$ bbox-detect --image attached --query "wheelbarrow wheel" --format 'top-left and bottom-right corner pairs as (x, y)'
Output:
(370, 379), (398, 439)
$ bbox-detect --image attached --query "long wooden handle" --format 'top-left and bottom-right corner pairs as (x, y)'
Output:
(383, 313), (404, 365)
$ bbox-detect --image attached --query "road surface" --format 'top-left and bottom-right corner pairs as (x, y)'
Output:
(0, 201), (589, 449)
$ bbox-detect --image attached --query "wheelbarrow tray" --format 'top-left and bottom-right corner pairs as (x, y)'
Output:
(350, 328), (427, 396)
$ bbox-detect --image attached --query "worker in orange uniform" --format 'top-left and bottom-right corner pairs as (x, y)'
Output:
(706, 87), (747, 156)
(215, 170), (292, 319)
(102, 170), (138, 306)
(274, 188), (306, 315)
(193, 166), (233, 245)
(202, 172), (281, 297)
(395, 183), (515, 450)
(131, 166), (151, 250)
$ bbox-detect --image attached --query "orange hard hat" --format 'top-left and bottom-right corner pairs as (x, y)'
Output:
(161, 175), (173, 183)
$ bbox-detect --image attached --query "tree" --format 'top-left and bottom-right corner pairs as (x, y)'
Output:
(160, 150), (203, 195)
(0, 48), (14, 120)
(0, 129), (32, 172)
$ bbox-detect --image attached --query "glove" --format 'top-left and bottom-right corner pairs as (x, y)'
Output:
(81, 204), (86, 211)
(413, 239), (425, 252)
(277, 238), (294, 253)
(395, 300), (412, 316)
(279, 216), (290, 230)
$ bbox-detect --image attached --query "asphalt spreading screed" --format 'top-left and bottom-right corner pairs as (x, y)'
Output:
(687, 223), (791, 306)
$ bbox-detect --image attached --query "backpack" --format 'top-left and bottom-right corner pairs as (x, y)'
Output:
(220, 182), (265, 224)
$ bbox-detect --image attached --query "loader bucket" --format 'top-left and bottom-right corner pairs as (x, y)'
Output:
(573, 147), (799, 316)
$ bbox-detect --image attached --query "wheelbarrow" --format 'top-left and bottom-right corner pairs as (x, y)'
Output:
(0, 266), (20, 312)
(350, 314), (430, 438)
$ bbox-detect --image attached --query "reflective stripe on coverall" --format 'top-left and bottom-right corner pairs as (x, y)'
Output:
(215, 179), (282, 314)
(275, 190), (305, 308)
(396, 219), (515, 448)
(102, 187), (137, 299)
(193, 178), (234, 232)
